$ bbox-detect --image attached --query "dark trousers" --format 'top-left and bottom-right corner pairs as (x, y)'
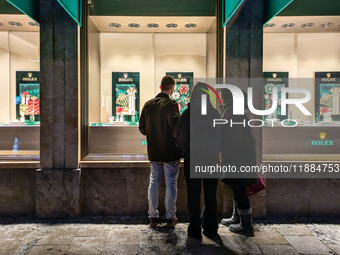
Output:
(184, 159), (218, 237)
(232, 186), (250, 210)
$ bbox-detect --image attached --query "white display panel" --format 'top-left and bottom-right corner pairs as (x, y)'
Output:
(88, 30), (210, 124)
(263, 32), (340, 123)
(0, 31), (40, 124)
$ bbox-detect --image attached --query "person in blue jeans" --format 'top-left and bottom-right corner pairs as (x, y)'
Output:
(139, 75), (181, 228)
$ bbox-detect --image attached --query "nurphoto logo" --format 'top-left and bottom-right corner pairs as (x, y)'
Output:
(199, 83), (312, 128)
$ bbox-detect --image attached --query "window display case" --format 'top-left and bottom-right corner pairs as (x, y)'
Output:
(263, 17), (340, 160)
(0, 19), (40, 158)
(86, 16), (217, 158)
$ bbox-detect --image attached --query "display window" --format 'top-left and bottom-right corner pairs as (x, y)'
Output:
(0, 15), (40, 160)
(86, 16), (217, 159)
(263, 16), (340, 160)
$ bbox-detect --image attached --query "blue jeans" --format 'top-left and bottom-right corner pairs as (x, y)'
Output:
(148, 160), (180, 219)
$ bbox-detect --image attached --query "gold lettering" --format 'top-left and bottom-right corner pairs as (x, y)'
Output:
(175, 78), (187, 82)
(118, 78), (133, 82)
(23, 77), (38, 81)
(321, 78), (336, 82)
(267, 78), (282, 82)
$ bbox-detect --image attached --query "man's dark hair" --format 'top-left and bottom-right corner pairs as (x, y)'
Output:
(161, 75), (176, 91)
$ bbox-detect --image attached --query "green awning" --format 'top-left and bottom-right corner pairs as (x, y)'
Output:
(6, 0), (39, 23)
(264, 0), (294, 24)
(57, 0), (82, 27)
(222, 0), (245, 27)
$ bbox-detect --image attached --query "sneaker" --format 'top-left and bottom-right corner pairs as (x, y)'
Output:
(221, 215), (240, 226)
(229, 223), (254, 236)
(149, 218), (158, 228)
(166, 217), (178, 228)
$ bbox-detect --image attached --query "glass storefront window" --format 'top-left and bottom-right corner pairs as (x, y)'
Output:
(0, 15), (40, 160)
(263, 16), (340, 160)
(86, 16), (217, 159)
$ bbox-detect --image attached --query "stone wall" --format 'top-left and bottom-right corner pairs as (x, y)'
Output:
(0, 169), (36, 217)
(1, 168), (340, 219)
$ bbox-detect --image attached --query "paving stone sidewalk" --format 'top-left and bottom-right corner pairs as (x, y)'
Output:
(0, 217), (340, 254)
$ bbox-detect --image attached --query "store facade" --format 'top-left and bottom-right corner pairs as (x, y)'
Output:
(0, 0), (340, 218)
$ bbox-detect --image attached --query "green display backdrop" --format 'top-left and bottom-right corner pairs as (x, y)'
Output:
(112, 72), (140, 123)
(263, 72), (289, 121)
(166, 72), (193, 115)
(263, 0), (294, 24)
(57, 0), (82, 27)
(315, 72), (340, 122)
(222, 0), (244, 27)
(16, 71), (40, 121)
(6, 0), (39, 23)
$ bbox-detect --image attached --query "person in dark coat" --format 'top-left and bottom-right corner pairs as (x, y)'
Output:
(218, 88), (257, 236)
(175, 83), (221, 240)
(139, 75), (181, 228)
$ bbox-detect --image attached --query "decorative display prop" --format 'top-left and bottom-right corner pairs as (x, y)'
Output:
(166, 72), (194, 115)
(111, 72), (140, 125)
(263, 72), (289, 122)
(16, 71), (40, 123)
(315, 72), (340, 122)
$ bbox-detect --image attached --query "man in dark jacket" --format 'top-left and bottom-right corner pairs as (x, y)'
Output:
(139, 75), (181, 228)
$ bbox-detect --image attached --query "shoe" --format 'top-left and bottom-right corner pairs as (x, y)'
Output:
(188, 231), (202, 240)
(229, 208), (254, 237)
(203, 230), (218, 238)
(186, 234), (202, 245)
(187, 224), (202, 239)
(166, 217), (178, 228)
(205, 233), (223, 245)
(149, 217), (158, 228)
(221, 200), (240, 226)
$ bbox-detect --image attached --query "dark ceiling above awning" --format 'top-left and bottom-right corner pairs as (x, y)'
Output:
(278, 0), (340, 16)
(1, 0), (339, 17)
(0, 1), (22, 14)
(88, 0), (215, 16)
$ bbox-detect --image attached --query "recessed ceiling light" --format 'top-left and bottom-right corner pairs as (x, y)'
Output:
(166, 23), (178, 28)
(264, 23), (276, 28)
(300, 23), (314, 28)
(185, 23), (197, 28)
(28, 22), (39, 26)
(281, 23), (295, 28)
(109, 23), (121, 28)
(319, 23), (334, 28)
(8, 21), (22, 26)
(147, 23), (159, 28)
(128, 23), (140, 28)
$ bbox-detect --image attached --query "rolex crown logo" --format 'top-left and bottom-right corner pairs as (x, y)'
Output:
(28, 72), (32, 78)
(123, 73), (128, 79)
(326, 73), (331, 78)
(319, 132), (326, 140)
(272, 73), (277, 78)
(177, 73), (182, 79)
